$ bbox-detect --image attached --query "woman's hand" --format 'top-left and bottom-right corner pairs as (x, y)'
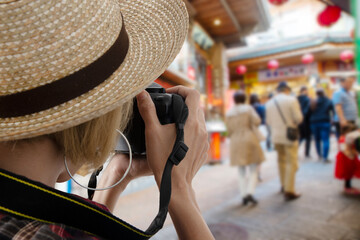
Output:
(110, 154), (152, 181)
(136, 86), (209, 189)
(137, 86), (213, 240)
(92, 154), (152, 211)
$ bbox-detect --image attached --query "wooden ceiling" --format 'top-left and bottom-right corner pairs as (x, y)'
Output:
(188, 0), (270, 48)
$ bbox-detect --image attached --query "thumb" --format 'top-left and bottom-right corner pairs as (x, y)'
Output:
(136, 91), (160, 128)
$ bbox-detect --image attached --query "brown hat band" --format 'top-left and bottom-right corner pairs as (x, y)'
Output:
(0, 16), (129, 118)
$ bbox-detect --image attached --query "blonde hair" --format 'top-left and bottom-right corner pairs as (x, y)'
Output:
(7, 100), (133, 174)
(51, 100), (133, 173)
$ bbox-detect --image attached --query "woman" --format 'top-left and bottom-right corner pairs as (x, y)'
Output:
(250, 93), (266, 181)
(310, 88), (334, 163)
(226, 91), (265, 205)
(250, 94), (266, 125)
(0, 1), (213, 239)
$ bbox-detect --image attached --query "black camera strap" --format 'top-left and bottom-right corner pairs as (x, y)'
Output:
(146, 122), (188, 234)
(88, 94), (189, 236)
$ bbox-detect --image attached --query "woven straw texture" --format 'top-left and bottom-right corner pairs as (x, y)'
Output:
(0, 0), (189, 141)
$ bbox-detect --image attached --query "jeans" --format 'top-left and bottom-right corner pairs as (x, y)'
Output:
(299, 121), (312, 157)
(299, 135), (311, 157)
(310, 122), (331, 160)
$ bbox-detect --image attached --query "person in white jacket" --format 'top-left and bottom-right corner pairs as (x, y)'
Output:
(266, 82), (303, 201)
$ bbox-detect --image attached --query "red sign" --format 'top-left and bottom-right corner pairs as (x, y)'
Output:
(188, 65), (196, 81)
(207, 65), (213, 103)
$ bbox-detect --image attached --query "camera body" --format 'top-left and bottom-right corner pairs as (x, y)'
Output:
(116, 83), (185, 155)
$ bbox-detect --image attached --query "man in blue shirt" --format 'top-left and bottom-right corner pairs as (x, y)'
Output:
(333, 76), (358, 138)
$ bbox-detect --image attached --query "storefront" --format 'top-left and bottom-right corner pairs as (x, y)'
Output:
(155, 21), (229, 163)
(230, 62), (319, 100)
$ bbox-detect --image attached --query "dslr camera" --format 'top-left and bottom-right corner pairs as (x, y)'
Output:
(116, 82), (187, 155)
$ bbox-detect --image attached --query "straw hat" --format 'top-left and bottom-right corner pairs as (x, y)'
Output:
(0, 0), (189, 141)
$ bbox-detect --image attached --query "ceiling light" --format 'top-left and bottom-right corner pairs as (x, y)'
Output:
(214, 19), (221, 26)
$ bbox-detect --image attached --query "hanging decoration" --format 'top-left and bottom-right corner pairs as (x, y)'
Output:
(236, 65), (247, 75)
(301, 54), (314, 64)
(268, 0), (288, 6)
(340, 50), (354, 63)
(267, 60), (279, 71)
(317, 5), (341, 27)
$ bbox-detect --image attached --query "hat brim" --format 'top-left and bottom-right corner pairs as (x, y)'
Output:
(1, 0), (188, 141)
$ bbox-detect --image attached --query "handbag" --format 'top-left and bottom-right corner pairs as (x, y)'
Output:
(274, 99), (299, 141)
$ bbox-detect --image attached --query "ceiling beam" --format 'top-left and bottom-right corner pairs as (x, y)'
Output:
(254, 0), (271, 31)
(183, 0), (197, 18)
(218, 0), (242, 32)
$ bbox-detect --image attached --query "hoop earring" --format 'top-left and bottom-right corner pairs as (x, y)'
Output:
(64, 129), (133, 191)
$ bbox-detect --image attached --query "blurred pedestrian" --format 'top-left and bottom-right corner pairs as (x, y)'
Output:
(250, 93), (266, 181)
(265, 93), (274, 151)
(334, 127), (360, 194)
(333, 76), (358, 138)
(310, 88), (334, 163)
(226, 91), (265, 205)
(266, 82), (303, 201)
(297, 86), (312, 158)
(250, 94), (266, 125)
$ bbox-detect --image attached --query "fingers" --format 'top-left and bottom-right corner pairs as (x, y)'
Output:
(136, 91), (160, 128)
(167, 86), (200, 111)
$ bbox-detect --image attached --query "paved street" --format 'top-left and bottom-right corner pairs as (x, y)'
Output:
(112, 137), (360, 240)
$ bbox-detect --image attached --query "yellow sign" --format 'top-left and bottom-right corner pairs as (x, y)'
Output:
(230, 81), (241, 89)
(244, 72), (258, 84)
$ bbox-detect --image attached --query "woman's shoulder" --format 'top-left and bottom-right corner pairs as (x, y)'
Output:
(227, 104), (252, 117)
(0, 212), (105, 240)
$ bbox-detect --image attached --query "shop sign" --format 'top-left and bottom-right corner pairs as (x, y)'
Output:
(229, 81), (241, 89)
(207, 65), (213, 103)
(322, 60), (354, 72)
(192, 23), (214, 50)
(188, 65), (196, 81)
(258, 63), (317, 82)
(244, 72), (258, 84)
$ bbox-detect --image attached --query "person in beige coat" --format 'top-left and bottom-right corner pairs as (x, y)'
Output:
(226, 91), (265, 205)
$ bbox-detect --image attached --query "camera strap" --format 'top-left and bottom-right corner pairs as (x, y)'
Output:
(88, 94), (189, 236)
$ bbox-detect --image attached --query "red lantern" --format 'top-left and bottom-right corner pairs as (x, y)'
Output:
(236, 65), (247, 75)
(317, 5), (341, 27)
(301, 54), (314, 64)
(340, 50), (354, 63)
(267, 60), (279, 70)
(269, 0), (288, 6)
